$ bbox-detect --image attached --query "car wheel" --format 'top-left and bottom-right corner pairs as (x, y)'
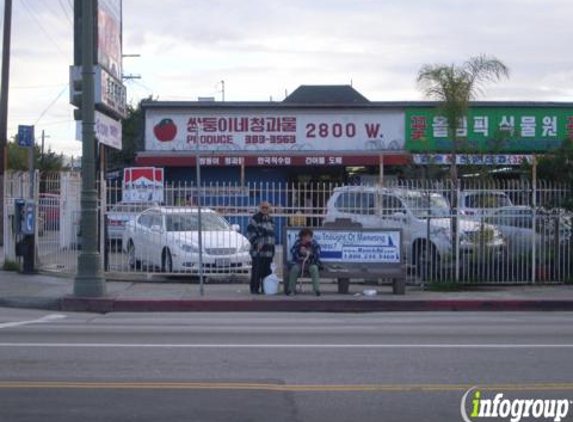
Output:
(414, 242), (440, 281)
(162, 249), (173, 273)
(127, 241), (140, 270)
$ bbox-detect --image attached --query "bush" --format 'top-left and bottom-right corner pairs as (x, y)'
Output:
(2, 260), (20, 272)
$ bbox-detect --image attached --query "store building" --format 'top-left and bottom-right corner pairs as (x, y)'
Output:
(136, 85), (573, 184)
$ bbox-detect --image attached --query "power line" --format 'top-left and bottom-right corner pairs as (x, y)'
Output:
(33, 84), (69, 125)
(18, 0), (69, 59)
(12, 83), (68, 90)
(57, 0), (73, 24)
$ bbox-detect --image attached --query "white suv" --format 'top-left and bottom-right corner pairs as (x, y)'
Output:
(458, 190), (513, 216)
(324, 186), (505, 274)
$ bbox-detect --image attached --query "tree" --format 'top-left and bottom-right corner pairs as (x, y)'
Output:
(7, 138), (64, 174)
(416, 56), (509, 281)
(535, 138), (573, 210)
(417, 55), (510, 181)
(106, 97), (151, 171)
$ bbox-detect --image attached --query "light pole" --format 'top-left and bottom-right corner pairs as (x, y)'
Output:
(0, 0), (13, 247)
(73, 0), (106, 297)
(195, 128), (204, 296)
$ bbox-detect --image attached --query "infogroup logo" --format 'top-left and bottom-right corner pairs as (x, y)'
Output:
(461, 387), (571, 422)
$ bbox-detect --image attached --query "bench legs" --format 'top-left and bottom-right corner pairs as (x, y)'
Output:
(337, 278), (350, 294)
(333, 278), (406, 295)
(392, 278), (406, 295)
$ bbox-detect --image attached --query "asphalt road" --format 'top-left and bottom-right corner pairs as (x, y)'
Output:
(1, 309), (573, 422)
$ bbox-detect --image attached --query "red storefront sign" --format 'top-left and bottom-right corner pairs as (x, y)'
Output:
(136, 154), (410, 167)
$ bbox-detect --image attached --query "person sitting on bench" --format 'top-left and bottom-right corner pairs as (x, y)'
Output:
(287, 228), (322, 296)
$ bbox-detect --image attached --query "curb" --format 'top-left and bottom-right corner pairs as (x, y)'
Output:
(0, 297), (62, 311)
(59, 297), (573, 313)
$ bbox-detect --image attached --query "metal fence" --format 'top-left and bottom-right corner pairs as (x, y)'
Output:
(4, 171), (573, 285)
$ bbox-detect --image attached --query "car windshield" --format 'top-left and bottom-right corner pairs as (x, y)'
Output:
(465, 193), (511, 208)
(399, 192), (450, 218)
(166, 213), (230, 232)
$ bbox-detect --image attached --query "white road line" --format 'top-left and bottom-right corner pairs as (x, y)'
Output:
(0, 343), (572, 349)
(0, 314), (67, 330)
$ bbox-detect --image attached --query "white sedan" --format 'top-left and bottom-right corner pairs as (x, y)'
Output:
(123, 206), (252, 274)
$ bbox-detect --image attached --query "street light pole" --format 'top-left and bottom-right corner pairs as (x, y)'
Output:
(195, 129), (204, 296)
(74, 0), (106, 297)
(0, 0), (13, 247)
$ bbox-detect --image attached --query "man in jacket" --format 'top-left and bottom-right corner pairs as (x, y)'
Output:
(247, 202), (276, 294)
(288, 228), (322, 296)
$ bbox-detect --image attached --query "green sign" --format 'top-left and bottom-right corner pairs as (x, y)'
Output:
(405, 107), (573, 152)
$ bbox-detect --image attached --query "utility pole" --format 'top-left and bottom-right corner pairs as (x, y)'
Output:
(40, 130), (45, 173)
(74, 0), (106, 297)
(0, 0), (13, 247)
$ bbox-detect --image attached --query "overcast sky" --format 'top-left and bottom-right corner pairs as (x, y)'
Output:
(3, 0), (573, 156)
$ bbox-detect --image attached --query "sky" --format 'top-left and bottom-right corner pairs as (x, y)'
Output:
(2, 0), (573, 157)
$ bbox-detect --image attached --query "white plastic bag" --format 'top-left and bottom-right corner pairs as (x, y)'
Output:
(263, 263), (280, 295)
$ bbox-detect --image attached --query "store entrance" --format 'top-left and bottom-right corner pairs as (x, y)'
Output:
(286, 166), (346, 226)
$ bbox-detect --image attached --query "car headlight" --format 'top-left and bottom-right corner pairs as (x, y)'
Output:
(460, 227), (500, 244)
(459, 231), (477, 244)
(175, 240), (199, 253)
(239, 242), (251, 253)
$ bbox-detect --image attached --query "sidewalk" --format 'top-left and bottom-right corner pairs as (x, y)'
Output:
(1, 270), (573, 313)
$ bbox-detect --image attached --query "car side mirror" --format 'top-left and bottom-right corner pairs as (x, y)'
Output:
(150, 225), (161, 232)
(231, 224), (240, 232)
(393, 212), (407, 223)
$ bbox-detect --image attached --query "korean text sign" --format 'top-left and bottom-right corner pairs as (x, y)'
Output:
(406, 107), (573, 152)
(145, 109), (405, 152)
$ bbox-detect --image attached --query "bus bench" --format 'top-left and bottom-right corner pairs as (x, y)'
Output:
(284, 222), (406, 295)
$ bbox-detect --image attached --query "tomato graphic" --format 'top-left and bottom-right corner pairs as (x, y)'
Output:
(153, 118), (177, 142)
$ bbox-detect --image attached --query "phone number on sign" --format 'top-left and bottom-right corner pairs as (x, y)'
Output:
(342, 252), (399, 261)
(245, 135), (296, 144)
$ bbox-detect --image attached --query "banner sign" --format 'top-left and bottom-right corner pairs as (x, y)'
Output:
(412, 154), (532, 166)
(97, 0), (122, 80)
(145, 109), (405, 152)
(96, 66), (127, 118)
(122, 167), (164, 203)
(76, 111), (122, 150)
(285, 228), (402, 264)
(136, 154), (410, 168)
(406, 107), (573, 152)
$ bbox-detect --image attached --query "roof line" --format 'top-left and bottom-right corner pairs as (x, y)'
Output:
(141, 100), (573, 109)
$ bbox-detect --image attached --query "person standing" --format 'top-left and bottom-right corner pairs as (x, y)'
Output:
(288, 228), (322, 296)
(247, 202), (276, 294)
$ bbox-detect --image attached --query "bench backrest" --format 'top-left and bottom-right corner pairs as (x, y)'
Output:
(284, 226), (403, 276)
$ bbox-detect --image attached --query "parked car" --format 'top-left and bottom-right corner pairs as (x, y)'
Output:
(458, 190), (513, 216)
(38, 193), (60, 230)
(123, 206), (252, 274)
(106, 201), (160, 243)
(486, 206), (572, 256)
(324, 186), (505, 275)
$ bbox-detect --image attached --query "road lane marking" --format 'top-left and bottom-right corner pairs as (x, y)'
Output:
(0, 314), (67, 329)
(1, 382), (573, 392)
(0, 343), (573, 348)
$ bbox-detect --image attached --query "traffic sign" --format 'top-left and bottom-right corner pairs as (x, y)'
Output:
(17, 125), (35, 148)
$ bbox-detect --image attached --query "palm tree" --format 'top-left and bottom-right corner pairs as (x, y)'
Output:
(417, 55), (509, 181)
(416, 55), (509, 281)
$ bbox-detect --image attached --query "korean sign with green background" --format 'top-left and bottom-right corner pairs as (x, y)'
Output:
(405, 107), (573, 152)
